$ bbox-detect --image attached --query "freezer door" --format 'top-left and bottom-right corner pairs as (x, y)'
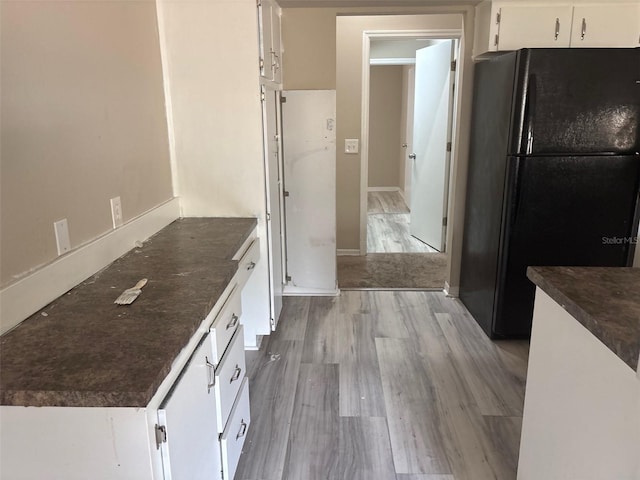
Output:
(494, 154), (640, 337)
(510, 48), (640, 155)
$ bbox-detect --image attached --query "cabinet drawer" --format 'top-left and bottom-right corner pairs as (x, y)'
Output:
(215, 325), (246, 432)
(235, 238), (260, 289)
(209, 284), (242, 366)
(220, 377), (251, 480)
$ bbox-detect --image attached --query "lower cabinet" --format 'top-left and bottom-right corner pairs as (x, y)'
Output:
(157, 325), (249, 480)
(157, 333), (221, 480)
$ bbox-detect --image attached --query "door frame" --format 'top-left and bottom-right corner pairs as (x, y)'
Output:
(359, 28), (464, 256)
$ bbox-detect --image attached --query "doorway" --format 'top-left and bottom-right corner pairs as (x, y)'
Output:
(365, 36), (458, 256)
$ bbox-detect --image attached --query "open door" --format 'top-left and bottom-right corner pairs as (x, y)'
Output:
(409, 40), (454, 252)
(262, 85), (284, 329)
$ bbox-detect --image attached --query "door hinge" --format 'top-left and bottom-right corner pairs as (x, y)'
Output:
(442, 217), (448, 227)
(155, 424), (167, 449)
(283, 191), (290, 197)
(270, 317), (275, 327)
(261, 91), (266, 102)
(496, 11), (501, 24)
(266, 212), (271, 221)
(446, 141), (452, 152)
(256, 0), (262, 7)
(259, 57), (265, 72)
(285, 275), (292, 282)
(494, 34), (499, 47)
(280, 96), (287, 104)
(450, 60), (456, 72)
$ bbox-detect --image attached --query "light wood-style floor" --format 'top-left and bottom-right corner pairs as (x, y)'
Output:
(236, 291), (529, 480)
(368, 191), (436, 254)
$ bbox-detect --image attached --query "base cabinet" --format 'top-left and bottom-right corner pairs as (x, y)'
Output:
(0, 225), (258, 479)
(158, 333), (221, 480)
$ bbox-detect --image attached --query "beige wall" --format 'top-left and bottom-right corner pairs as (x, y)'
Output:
(368, 66), (403, 189)
(282, 6), (475, 289)
(0, 0), (173, 287)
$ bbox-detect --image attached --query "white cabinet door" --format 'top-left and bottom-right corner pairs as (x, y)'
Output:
(258, 0), (281, 83)
(570, 4), (640, 47)
(281, 90), (337, 294)
(157, 333), (220, 480)
(258, 0), (273, 81)
(270, 2), (282, 84)
(498, 5), (573, 49)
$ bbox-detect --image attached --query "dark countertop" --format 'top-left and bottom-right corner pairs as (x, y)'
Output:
(527, 266), (640, 372)
(0, 217), (257, 407)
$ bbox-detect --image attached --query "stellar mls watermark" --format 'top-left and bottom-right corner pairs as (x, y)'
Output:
(602, 236), (638, 245)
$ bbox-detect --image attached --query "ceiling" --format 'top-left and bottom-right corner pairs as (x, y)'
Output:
(278, 0), (480, 8)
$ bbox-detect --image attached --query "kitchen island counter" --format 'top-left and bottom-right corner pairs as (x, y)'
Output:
(527, 266), (640, 371)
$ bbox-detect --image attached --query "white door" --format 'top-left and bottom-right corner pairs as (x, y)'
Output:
(157, 333), (220, 480)
(409, 41), (453, 252)
(282, 90), (337, 294)
(262, 86), (284, 328)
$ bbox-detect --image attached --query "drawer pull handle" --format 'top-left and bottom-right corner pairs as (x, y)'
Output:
(230, 365), (242, 383)
(226, 314), (239, 330)
(246, 261), (256, 271)
(236, 420), (247, 440)
(205, 357), (216, 393)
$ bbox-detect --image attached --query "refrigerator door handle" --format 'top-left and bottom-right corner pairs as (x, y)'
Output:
(521, 75), (537, 155)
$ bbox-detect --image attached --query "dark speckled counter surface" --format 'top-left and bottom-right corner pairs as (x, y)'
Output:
(0, 217), (257, 408)
(527, 266), (640, 372)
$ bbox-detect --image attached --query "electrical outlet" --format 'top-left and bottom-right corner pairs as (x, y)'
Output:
(54, 219), (71, 255)
(345, 139), (359, 154)
(110, 197), (123, 228)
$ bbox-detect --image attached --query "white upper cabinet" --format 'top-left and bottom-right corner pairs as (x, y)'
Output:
(258, 0), (282, 84)
(474, 1), (640, 57)
(498, 5), (573, 50)
(570, 4), (640, 47)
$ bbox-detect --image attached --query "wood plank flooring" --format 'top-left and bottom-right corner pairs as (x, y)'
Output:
(236, 292), (528, 480)
(367, 191), (435, 253)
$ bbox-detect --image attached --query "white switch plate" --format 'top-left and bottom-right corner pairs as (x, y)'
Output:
(110, 196), (123, 228)
(54, 219), (71, 255)
(345, 139), (359, 154)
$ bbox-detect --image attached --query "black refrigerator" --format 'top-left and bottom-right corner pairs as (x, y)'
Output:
(459, 48), (640, 339)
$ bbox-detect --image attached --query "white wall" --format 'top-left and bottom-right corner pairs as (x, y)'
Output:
(157, 0), (271, 346)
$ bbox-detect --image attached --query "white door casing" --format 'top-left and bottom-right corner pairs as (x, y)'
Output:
(409, 40), (453, 252)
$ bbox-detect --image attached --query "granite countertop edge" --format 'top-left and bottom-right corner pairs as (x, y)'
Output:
(527, 266), (640, 372)
(0, 217), (257, 408)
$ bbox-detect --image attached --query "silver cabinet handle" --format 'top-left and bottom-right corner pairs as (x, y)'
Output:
(246, 261), (256, 271)
(236, 420), (247, 440)
(205, 356), (216, 393)
(581, 18), (586, 40)
(226, 313), (239, 330)
(408, 153), (417, 160)
(554, 18), (560, 40)
(230, 365), (242, 383)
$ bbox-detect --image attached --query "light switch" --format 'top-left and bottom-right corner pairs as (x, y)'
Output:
(345, 139), (359, 154)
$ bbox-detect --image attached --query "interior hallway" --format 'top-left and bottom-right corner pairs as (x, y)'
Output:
(236, 291), (529, 480)
(367, 191), (436, 254)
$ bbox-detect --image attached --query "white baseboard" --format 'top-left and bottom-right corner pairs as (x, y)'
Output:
(367, 186), (401, 192)
(0, 198), (180, 335)
(444, 281), (459, 297)
(337, 249), (361, 256)
(283, 285), (340, 296)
